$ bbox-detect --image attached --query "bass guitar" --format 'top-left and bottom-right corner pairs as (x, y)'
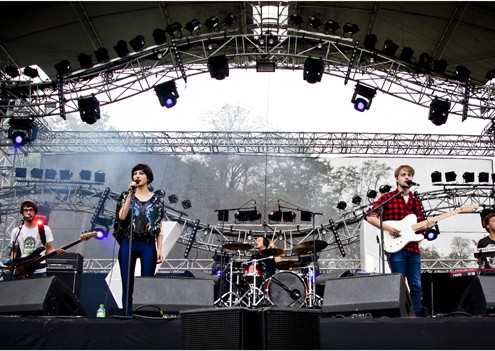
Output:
(8, 231), (96, 278)
(381, 205), (479, 253)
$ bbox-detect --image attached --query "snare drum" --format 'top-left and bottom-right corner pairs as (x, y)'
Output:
(242, 261), (264, 284)
(264, 271), (307, 308)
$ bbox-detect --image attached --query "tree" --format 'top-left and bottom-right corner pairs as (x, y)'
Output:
(447, 236), (474, 259)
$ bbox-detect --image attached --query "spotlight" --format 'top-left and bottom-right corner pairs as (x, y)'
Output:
(8, 118), (34, 147)
(308, 15), (322, 29)
(95, 228), (109, 240)
(256, 61), (276, 72)
(379, 185), (391, 193)
(462, 172), (475, 183)
(431, 171), (442, 183)
(336, 201), (347, 210)
(224, 14), (236, 26)
(424, 225), (440, 241)
(5, 65), (20, 78)
(324, 19), (339, 34)
(399, 47), (414, 63)
(454, 65), (471, 82)
(113, 40), (130, 57)
(15, 167), (27, 178)
(94, 48), (110, 63)
(77, 53), (93, 69)
(204, 16), (220, 31)
(445, 171), (457, 182)
(289, 13), (303, 27)
(363, 34), (378, 50)
(342, 23), (359, 36)
(185, 19), (201, 33)
(428, 97), (451, 126)
(351, 195), (362, 205)
(383, 40), (399, 56)
(30, 168), (44, 179)
(45, 169), (57, 180)
(168, 194), (178, 204)
(154, 80), (179, 108)
(217, 210), (229, 222)
(54, 60), (72, 76)
(129, 35), (145, 52)
(166, 22), (182, 37)
(23, 66), (39, 78)
(94, 170), (105, 183)
(208, 55), (229, 80)
(235, 210), (261, 222)
(432, 59), (448, 74)
(60, 169), (73, 181)
(479, 172), (489, 183)
(79, 169), (91, 181)
(152, 28), (167, 45)
(366, 190), (377, 199)
(267, 211), (296, 222)
(486, 69), (495, 81)
(351, 83), (376, 112)
(78, 96), (100, 125)
(303, 57), (324, 84)
(300, 210), (312, 222)
(181, 200), (192, 209)
(417, 53), (432, 70)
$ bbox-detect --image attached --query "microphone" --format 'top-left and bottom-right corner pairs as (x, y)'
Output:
(406, 180), (420, 186)
(130, 179), (141, 190)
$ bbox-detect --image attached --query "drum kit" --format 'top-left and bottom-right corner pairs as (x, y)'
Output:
(214, 239), (327, 309)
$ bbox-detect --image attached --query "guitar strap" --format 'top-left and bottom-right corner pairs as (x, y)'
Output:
(38, 223), (46, 247)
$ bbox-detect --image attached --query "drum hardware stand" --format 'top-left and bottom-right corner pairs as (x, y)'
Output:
(214, 252), (241, 307)
(239, 258), (267, 308)
(303, 257), (322, 308)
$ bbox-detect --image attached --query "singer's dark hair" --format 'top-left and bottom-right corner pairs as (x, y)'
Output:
(20, 201), (38, 214)
(131, 164), (154, 184)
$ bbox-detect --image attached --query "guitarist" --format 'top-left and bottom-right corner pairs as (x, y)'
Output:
(366, 165), (434, 317)
(9, 201), (64, 277)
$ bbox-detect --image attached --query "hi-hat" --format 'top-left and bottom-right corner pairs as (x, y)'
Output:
(259, 248), (285, 257)
(292, 240), (328, 255)
(275, 260), (307, 270)
(223, 242), (253, 251)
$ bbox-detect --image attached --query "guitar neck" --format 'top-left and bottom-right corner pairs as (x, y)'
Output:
(34, 239), (82, 263)
(412, 208), (461, 231)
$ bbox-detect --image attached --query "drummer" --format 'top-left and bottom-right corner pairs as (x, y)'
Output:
(251, 236), (282, 276)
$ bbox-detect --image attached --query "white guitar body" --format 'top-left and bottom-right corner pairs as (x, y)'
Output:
(382, 214), (424, 253)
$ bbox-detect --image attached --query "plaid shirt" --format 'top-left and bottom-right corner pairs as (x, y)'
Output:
(367, 188), (425, 254)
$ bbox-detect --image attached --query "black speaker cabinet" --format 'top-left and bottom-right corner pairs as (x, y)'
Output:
(47, 270), (82, 298)
(322, 273), (414, 317)
(0, 276), (86, 316)
(181, 307), (320, 350)
(132, 277), (214, 314)
(458, 275), (495, 315)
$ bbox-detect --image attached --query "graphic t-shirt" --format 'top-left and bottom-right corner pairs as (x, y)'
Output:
(10, 224), (54, 274)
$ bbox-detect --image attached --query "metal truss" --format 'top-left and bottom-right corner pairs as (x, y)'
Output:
(2, 130), (494, 157)
(1, 30), (494, 122)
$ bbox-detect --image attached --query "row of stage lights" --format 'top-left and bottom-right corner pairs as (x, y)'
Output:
(15, 167), (106, 183)
(431, 171), (495, 184)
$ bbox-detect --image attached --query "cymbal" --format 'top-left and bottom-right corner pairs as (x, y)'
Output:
(223, 242), (253, 251)
(275, 260), (307, 270)
(259, 248), (285, 257)
(292, 240), (328, 255)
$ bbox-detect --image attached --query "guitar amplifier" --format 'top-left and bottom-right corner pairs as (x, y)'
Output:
(47, 253), (83, 273)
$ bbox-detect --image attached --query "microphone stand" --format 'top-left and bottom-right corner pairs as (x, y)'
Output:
(124, 187), (136, 317)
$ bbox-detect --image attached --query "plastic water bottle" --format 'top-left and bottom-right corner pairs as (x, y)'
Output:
(96, 304), (106, 318)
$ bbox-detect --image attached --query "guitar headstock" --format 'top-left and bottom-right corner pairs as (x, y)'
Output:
(80, 231), (97, 241)
(458, 204), (480, 213)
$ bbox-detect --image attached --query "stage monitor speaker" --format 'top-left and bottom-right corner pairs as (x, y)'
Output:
(47, 270), (82, 298)
(0, 276), (86, 316)
(458, 275), (495, 315)
(322, 273), (414, 317)
(133, 277), (214, 314)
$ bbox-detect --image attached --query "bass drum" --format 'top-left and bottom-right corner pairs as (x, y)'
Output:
(264, 271), (307, 308)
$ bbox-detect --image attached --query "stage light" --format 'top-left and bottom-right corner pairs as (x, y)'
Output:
(462, 172), (475, 183)
(23, 66), (39, 78)
(300, 210), (312, 222)
(324, 19), (339, 34)
(417, 53), (432, 70)
(424, 224), (440, 241)
(113, 40), (130, 57)
(15, 167), (27, 178)
(479, 172), (489, 183)
(428, 97), (451, 126)
(154, 80), (179, 108)
(35, 217), (46, 226)
(30, 168), (44, 179)
(336, 201), (347, 210)
(60, 169), (73, 181)
(77, 53), (93, 69)
(224, 14), (236, 26)
(78, 96), (100, 125)
(79, 169), (91, 181)
(217, 210), (229, 222)
(235, 210), (261, 222)
(363, 34), (378, 50)
(379, 185), (391, 193)
(95, 228), (109, 240)
(166, 22), (182, 37)
(454, 65), (471, 82)
(208, 55), (229, 80)
(168, 194), (178, 204)
(8, 118), (34, 147)
(152, 28), (167, 45)
(351, 83), (376, 112)
(366, 190), (377, 199)
(352, 195), (362, 205)
(308, 15), (322, 29)
(94, 170), (105, 183)
(94, 47), (110, 63)
(129, 35), (145, 52)
(432, 59), (448, 74)
(181, 200), (192, 209)
(5, 65), (20, 78)
(399, 47), (414, 63)
(185, 19), (201, 33)
(445, 171), (457, 182)
(267, 210), (296, 222)
(204, 16), (219, 31)
(45, 169), (57, 180)
(486, 69), (495, 81)
(383, 39), (399, 56)
(342, 23), (359, 36)
(256, 61), (276, 72)
(431, 171), (442, 183)
(54, 60), (72, 76)
(289, 13), (303, 27)
(303, 57), (324, 84)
